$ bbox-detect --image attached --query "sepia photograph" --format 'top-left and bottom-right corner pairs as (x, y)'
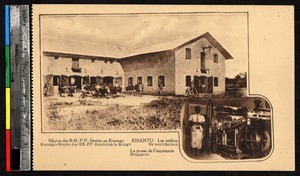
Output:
(32, 5), (294, 170)
(40, 13), (248, 131)
(181, 97), (272, 160)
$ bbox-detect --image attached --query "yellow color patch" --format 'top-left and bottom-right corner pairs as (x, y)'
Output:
(6, 88), (10, 129)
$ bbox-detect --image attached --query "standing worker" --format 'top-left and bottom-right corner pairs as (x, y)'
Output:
(79, 84), (86, 98)
(155, 80), (164, 95)
(189, 106), (206, 156)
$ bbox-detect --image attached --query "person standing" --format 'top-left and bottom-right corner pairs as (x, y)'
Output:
(115, 81), (119, 88)
(155, 80), (164, 95)
(138, 82), (144, 96)
(190, 80), (198, 96)
(79, 84), (86, 98)
(189, 106), (206, 156)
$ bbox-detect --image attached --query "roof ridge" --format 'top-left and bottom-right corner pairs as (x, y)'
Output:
(43, 35), (134, 50)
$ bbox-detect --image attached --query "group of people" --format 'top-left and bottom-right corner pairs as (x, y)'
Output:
(125, 82), (144, 96)
(45, 80), (165, 98)
(57, 85), (77, 97)
(80, 82), (122, 98)
(185, 81), (206, 96)
(125, 80), (164, 96)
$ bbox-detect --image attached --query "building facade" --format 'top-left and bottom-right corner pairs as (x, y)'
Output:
(43, 54), (124, 95)
(174, 37), (227, 95)
(42, 32), (233, 95)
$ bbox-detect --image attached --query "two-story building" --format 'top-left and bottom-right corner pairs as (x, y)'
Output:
(119, 32), (233, 95)
(42, 32), (233, 95)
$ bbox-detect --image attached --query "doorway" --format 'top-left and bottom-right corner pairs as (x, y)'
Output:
(69, 75), (82, 89)
(194, 76), (213, 94)
(103, 76), (114, 85)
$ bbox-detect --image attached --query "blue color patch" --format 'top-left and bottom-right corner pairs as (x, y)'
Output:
(5, 5), (10, 46)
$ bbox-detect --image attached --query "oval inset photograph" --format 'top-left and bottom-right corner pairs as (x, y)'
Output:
(181, 97), (272, 160)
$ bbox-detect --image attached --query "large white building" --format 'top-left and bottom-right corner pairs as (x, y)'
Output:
(42, 32), (233, 95)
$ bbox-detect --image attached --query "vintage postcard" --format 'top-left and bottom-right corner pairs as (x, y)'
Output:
(32, 5), (294, 170)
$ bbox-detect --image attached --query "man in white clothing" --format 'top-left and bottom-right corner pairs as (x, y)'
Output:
(189, 106), (206, 156)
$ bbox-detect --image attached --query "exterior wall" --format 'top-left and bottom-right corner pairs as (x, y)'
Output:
(43, 36), (228, 96)
(43, 55), (124, 91)
(43, 55), (123, 77)
(175, 38), (226, 95)
(119, 51), (176, 94)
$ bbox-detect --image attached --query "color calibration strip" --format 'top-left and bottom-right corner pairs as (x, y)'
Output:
(8, 5), (31, 171)
(5, 5), (11, 172)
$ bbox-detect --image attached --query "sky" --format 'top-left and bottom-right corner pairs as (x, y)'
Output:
(41, 13), (248, 78)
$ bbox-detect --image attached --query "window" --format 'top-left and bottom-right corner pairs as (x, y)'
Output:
(147, 76), (153, 86)
(214, 77), (218, 87)
(158, 76), (165, 87)
(54, 56), (59, 59)
(72, 58), (79, 69)
(71, 58), (81, 72)
(200, 52), (206, 73)
(186, 75), (191, 87)
(91, 59), (95, 62)
(214, 53), (218, 63)
(128, 77), (133, 86)
(186, 48), (191, 60)
(137, 76), (142, 84)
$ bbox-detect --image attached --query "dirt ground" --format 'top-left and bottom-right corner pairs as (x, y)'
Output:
(43, 93), (184, 131)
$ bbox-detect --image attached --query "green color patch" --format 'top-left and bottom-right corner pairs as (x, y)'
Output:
(5, 46), (10, 88)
